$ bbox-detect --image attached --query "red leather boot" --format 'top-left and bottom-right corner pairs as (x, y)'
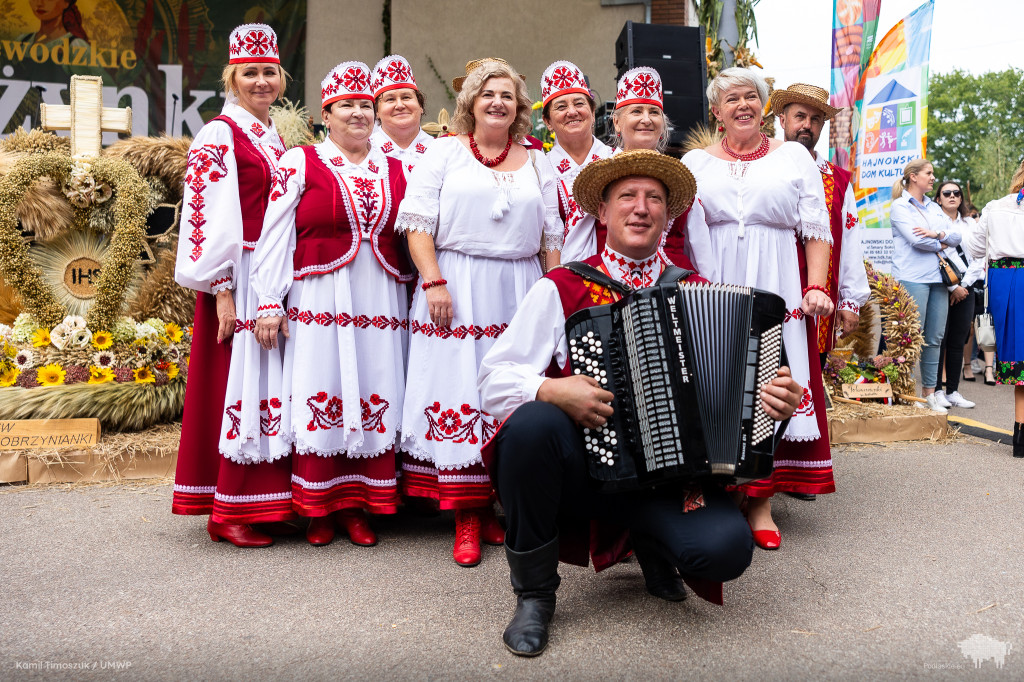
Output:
(479, 506), (506, 546)
(338, 508), (377, 546)
(306, 516), (335, 546)
(453, 509), (481, 566)
(207, 518), (273, 547)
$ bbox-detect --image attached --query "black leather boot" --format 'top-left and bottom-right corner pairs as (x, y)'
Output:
(503, 538), (560, 657)
(632, 533), (687, 602)
(1014, 422), (1023, 458)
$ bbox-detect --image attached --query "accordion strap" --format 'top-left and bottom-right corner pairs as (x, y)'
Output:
(561, 262), (632, 296)
(656, 265), (695, 284)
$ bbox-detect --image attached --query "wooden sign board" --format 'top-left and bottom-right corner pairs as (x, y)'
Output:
(841, 383), (893, 400)
(0, 419), (101, 450)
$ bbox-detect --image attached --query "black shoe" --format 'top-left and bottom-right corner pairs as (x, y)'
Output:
(633, 534), (687, 602)
(784, 492), (817, 501)
(1014, 422), (1023, 459)
(503, 538), (560, 657)
(985, 365), (997, 386)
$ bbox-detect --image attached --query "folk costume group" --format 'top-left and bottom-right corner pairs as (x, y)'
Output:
(172, 23), (871, 657)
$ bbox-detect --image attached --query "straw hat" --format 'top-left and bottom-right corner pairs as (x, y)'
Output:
(770, 83), (841, 120)
(452, 57), (525, 92)
(573, 150), (696, 220)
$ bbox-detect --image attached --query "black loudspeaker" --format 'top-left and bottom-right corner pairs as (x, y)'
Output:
(615, 21), (708, 147)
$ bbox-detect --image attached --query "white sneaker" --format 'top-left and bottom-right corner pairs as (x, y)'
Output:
(932, 390), (953, 408)
(924, 394), (948, 414)
(946, 391), (976, 408)
(971, 357), (985, 374)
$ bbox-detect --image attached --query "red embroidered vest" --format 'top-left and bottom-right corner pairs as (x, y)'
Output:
(817, 161), (853, 353)
(212, 115), (273, 249)
(293, 148), (415, 282)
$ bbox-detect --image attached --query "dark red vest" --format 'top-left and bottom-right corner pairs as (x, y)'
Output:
(292, 148), (414, 282)
(817, 162), (853, 353)
(212, 115), (273, 249)
(660, 206), (696, 270)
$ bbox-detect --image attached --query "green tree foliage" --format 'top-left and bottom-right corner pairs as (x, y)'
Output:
(928, 68), (1024, 208)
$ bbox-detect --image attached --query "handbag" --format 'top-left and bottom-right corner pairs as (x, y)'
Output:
(974, 214), (997, 352)
(936, 252), (963, 286)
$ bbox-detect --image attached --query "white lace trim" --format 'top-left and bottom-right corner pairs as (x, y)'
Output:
(799, 218), (833, 245)
(401, 436), (485, 470)
(772, 458), (833, 468)
(292, 473), (397, 489)
(220, 441), (292, 465)
(544, 228), (564, 252)
(293, 438), (397, 459)
(294, 253), (351, 279)
(174, 484), (216, 494)
(779, 434), (825, 443)
(255, 306), (285, 319)
(213, 490), (292, 503)
(211, 279), (233, 294)
(395, 211), (438, 236)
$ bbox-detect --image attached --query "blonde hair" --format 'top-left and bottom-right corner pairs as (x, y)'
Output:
(891, 158), (932, 200)
(221, 62), (289, 99)
(610, 106), (674, 153)
(450, 61), (532, 141)
(707, 67), (769, 109)
(1010, 157), (1024, 194)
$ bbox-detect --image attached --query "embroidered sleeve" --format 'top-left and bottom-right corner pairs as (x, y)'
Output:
(210, 272), (233, 294)
(251, 147), (305, 312)
(394, 140), (445, 237)
(174, 121), (243, 293)
(536, 154), (564, 252)
(792, 146), (832, 245)
(837, 185), (871, 307)
(478, 278), (566, 421)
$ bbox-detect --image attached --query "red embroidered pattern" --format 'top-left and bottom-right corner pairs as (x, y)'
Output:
(845, 212), (856, 230)
(234, 319), (256, 333)
(423, 402), (498, 444)
(286, 308), (408, 331)
(602, 248), (658, 288)
(556, 158), (571, 174)
(784, 309), (805, 322)
(185, 144), (230, 262)
(410, 321), (507, 339)
(415, 143), (427, 154)
(838, 300), (860, 313)
(821, 169), (837, 214)
(793, 387), (815, 417)
(381, 141), (394, 153)
(681, 488), (706, 514)
(407, 164), (414, 173)
(223, 397), (282, 439)
(250, 122), (265, 137)
(342, 66), (368, 91)
(306, 392), (391, 433)
(591, 153), (601, 162)
(367, 160), (379, 174)
(210, 276), (231, 288)
(349, 176), (381, 235)
(270, 166), (296, 201)
(243, 30), (271, 56)
(384, 59), (411, 82)
(549, 65), (579, 90)
(270, 145), (285, 161)
(330, 156), (345, 167)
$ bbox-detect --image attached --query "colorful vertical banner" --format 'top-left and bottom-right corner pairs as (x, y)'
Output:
(850, 0), (934, 270)
(828, 0), (881, 171)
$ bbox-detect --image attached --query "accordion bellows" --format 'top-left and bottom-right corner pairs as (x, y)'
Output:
(566, 281), (789, 491)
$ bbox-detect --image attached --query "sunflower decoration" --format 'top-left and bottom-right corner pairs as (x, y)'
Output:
(165, 362), (180, 380)
(164, 322), (183, 343)
(133, 366), (155, 384)
(36, 362), (66, 386)
(31, 328), (50, 347)
(0, 364), (18, 387)
(91, 330), (113, 349)
(87, 366), (115, 384)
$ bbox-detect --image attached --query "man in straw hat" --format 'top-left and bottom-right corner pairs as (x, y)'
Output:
(773, 84), (871, 501)
(477, 150), (804, 656)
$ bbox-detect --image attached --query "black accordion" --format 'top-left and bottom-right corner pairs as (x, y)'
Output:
(565, 279), (789, 491)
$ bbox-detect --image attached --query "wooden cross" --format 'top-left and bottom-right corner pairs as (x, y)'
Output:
(40, 75), (132, 159)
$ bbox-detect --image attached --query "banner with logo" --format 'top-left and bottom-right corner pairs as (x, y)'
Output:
(828, 0), (881, 171)
(0, 0), (305, 140)
(850, 0), (934, 270)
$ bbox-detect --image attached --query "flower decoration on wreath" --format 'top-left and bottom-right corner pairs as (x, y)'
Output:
(823, 261), (923, 403)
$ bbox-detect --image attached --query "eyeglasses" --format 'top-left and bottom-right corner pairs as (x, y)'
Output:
(941, 189), (962, 198)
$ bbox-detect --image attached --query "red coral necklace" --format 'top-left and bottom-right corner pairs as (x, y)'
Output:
(468, 133), (513, 167)
(721, 132), (770, 161)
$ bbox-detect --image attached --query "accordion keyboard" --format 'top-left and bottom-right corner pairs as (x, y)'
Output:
(569, 330), (619, 468)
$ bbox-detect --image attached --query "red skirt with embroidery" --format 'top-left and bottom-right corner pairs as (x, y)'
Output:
(399, 453), (495, 510)
(291, 448), (400, 516)
(172, 292), (295, 524)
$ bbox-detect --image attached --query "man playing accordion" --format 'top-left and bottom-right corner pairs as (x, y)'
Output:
(477, 150), (805, 657)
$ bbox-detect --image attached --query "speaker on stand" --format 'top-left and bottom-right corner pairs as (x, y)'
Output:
(613, 21), (709, 150)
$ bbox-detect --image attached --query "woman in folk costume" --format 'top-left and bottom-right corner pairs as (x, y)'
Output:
(172, 23), (294, 547)
(682, 67), (835, 550)
(541, 60), (613, 263)
(250, 61), (415, 547)
(369, 55), (434, 174)
(396, 58), (563, 566)
(609, 67), (713, 274)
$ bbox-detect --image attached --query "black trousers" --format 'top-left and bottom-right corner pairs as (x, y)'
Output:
(937, 292), (976, 394)
(492, 401), (754, 583)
